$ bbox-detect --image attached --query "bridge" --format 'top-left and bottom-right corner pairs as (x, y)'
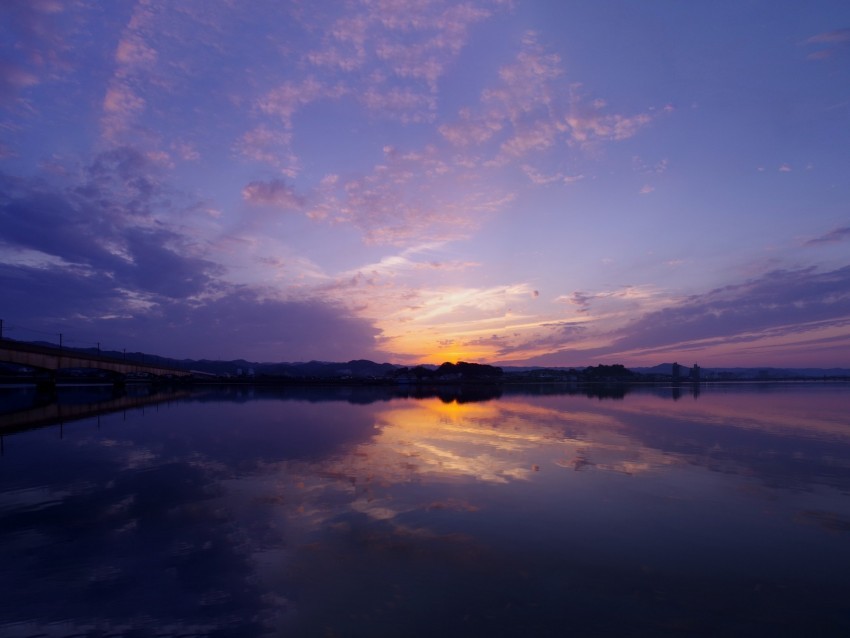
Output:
(0, 339), (190, 380)
(0, 388), (192, 435)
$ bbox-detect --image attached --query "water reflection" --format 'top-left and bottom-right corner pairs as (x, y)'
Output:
(0, 385), (191, 435)
(0, 385), (848, 636)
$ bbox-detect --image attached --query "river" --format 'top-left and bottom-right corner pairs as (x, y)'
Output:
(1, 383), (849, 637)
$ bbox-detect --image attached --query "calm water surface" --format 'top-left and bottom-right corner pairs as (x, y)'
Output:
(1, 383), (849, 637)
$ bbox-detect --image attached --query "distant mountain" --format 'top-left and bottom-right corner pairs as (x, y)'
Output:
(182, 358), (400, 379)
(633, 363), (850, 379)
(5, 340), (849, 381)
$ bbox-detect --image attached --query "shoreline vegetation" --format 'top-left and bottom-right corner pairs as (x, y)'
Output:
(0, 340), (848, 385)
(2, 357), (849, 387)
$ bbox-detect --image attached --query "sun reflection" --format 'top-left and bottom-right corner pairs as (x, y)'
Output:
(305, 396), (678, 505)
(259, 387), (850, 577)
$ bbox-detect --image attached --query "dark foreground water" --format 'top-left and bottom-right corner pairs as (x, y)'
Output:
(1, 383), (849, 637)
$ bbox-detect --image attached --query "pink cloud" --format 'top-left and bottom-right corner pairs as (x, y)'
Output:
(439, 32), (658, 165)
(805, 226), (850, 245)
(314, 146), (513, 245)
(360, 86), (436, 123)
(115, 35), (158, 68)
(500, 120), (558, 158)
(101, 82), (146, 140)
(804, 28), (850, 45)
(304, 15), (369, 71)
(171, 141), (200, 162)
(521, 164), (563, 185)
(0, 0), (70, 102)
(297, 0), (497, 124)
(234, 126), (298, 176)
(258, 77), (346, 129)
(242, 179), (303, 209)
(438, 109), (504, 146)
(565, 111), (653, 145)
(802, 28), (850, 61)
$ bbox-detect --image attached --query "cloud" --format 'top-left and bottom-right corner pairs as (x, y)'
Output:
(280, 26), (661, 245)
(149, 291), (383, 361)
(0, 145), (384, 361)
(312, 145), (513, 245)
(119, 228), (221, 299)
(439, 32), (659, 166)
(1, 233), (381, 362)
(242, 179), (303, 209)
(805, 226), (850, 245)
(0, 151), (222, 301)
(98, 2), (163, 142)
(632, 156), (668, 174)
(279, 0), (496, 128)
(101, 82), (146, 139)
(359, 86), (437, 123)
(605, 266), (850, 356)
(559, 291), (593, 312)
(516, 268), (850, 366)
(258, 77), (346, 129)
(555, 286), (661, 318)
(0, 0), (69, 103)
(171, 140), (200, 162)
(302, 0), (494, 94)
(488, 322), (586, 358)
(438, 109), (504, 146)
(234, 126), (296, 174)
(115, 34), (158, 68)
(804, 28), (850, 45)
(803, 27), (850, 60)
(233, 12), (655, 248)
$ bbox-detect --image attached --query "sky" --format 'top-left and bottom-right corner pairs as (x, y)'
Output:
(1, 0), (849, 367)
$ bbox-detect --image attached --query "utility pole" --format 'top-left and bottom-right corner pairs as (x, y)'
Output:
(0, 318), (3, 340)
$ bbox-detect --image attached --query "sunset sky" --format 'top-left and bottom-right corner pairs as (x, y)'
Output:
(1, 0), (849, 367)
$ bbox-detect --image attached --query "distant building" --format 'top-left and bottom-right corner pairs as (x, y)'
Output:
(690, 363), (701, 383)
(672, 362), (681, 381)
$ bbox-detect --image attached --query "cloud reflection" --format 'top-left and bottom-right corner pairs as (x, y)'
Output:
(278, 387), (850, 537)
(3, 386), (850, 635)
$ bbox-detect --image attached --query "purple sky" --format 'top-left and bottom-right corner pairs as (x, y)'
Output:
(1, 1), (849, 367)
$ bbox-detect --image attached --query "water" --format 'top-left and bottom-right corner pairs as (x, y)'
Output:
(1, 383), (849, 637)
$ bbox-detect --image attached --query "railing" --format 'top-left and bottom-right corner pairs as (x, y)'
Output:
(0, 319), (187, 373)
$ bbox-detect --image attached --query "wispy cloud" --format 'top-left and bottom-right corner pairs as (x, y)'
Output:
(242, 179), (303, 209)
(258, 78), (346, 130)
(483, 321), (587, 358)
(308, 144), (513, 245)
(511, 267), (850, 365)
(303, 0), (494, 91)
(0, 157), (382, 360)
(598, 266), (850, 360)
(439, 32), (660, 167)
(805, 226), (850, 245)
(802, 27), (850, 60)
(0, 0), (69, 104)
(99, 2), (160, 142)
